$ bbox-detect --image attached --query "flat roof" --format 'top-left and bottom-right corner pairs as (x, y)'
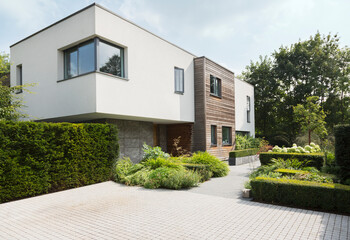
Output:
(10, 3), (237, 75)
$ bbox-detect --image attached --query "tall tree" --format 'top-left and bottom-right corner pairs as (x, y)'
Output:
(242, 33), (350, 145)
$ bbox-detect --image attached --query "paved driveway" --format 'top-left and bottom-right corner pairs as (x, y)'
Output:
(0, 163), (349, 240)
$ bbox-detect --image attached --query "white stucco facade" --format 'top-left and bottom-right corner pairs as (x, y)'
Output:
(10, 4), (195, 124)
(234, 78), (255, 137)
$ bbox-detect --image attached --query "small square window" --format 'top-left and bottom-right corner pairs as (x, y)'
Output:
(222, 127), (232, 145)
(174, 67), (184, 94)
(210, 75), (221, 97)
(211, 125), (217, 146)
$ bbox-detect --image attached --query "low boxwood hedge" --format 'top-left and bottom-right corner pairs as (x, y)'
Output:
(251, 177), (350, 214)
(259, 152), (325, 169)
(0, 121), (119, 203)
(229, 148), (259, 158)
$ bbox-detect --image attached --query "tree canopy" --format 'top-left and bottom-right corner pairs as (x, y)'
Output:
(242, 32), (350, 145)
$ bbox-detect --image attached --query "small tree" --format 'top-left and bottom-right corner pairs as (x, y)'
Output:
(293, 96), (328, 145)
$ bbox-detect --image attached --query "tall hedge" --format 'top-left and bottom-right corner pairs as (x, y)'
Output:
(335, 124), (350, 182)
(259, 152), (325, 169)
(0, 121), (119, 203)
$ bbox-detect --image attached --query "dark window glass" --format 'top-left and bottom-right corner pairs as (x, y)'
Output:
(64, 48), (78, 79)
(99, 41), (124, 77)
(174, 67), (184, 93)
(210, 75), (221, 97)
(247, 96), (251, 123)
(211, 125), (217, 146)
(222, 127), (232, 145)
(78, 41), (95, 75)
(16, 65), (23, 93)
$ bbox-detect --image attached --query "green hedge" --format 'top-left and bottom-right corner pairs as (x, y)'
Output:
(229, 148), (259, 158)
(0, 121), (119, 203)
(259, 152), (325, 169)
(334, 124), (350, 182)
(251, 177), (350, 214)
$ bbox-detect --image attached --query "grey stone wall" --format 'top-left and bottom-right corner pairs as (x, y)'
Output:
(106, 119), (153, 163)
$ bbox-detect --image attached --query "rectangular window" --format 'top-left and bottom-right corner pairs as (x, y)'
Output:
(211, 125), (217, 146)
(174, 67), (184, 94)
(247, 96), (251, 123)
(99, 40), (124, 77)
(16, 65), (23, 93)
(222, 127), (232, 145)
(210, 75), (221, 97)
(63, 38), (125, 80)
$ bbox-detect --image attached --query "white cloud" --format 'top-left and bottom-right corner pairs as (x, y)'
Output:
(0, 0), (59, 32)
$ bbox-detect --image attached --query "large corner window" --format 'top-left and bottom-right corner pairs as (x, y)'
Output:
(64, 38), (124, 80)
(222, 126), (232, 145)
(211, 125), (217, 146)
(16, 65), (23, 93)
(174, 67), (184, 94)
(210, 75), (221, 97)
(247, 96), (251, 123)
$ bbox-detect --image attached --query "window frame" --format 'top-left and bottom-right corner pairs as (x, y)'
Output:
(222, 126), (232, 146)
(210, 75), (222, 98)
(174, 67), (184, 94)
(16, 64), (23, 94)
(247, 96), (251, 123)
(63, 37), (125, 80)
(211, 125), (217, 146)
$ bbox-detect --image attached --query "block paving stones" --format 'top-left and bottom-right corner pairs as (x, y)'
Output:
(0, 163), (349, 239)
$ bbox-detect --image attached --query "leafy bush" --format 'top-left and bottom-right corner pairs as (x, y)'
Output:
(334, 124), (350, 182)
(229, 148), (259, 158)
(270, 142), (322, 153)
(142, 144), (170, 162)
(259, 152), (325, 169)
(142, 157), (181, 170)
(115, 157), (133, 183)
(235, 135), (261, 150)
(0, 121), (119, 203)
(143, 167), (200, 189)
(251, 177), (350, 214)
(184, 152), (229, 177)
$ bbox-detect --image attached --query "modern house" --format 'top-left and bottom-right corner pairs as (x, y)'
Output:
(10, 3), (254, 162)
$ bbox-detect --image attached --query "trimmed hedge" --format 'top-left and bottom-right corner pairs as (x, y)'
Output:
(259, 152), (325, 169)
(274, 169), (309, 175)
(0, 121), (119, 203)
(229, 148), (259, 158)
(334, 124), (350, 182)
(251, 177), (350, 214)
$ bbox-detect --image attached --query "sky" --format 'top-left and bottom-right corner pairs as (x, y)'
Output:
(0, 0), (350, 75)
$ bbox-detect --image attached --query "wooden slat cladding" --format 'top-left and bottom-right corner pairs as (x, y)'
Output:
(192, 57), (206, 152)
(193, 57), (235, 160)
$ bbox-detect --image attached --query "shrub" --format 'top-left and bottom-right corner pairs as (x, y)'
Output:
(124, 168), (151, 186)
(274, 169), (309, 175)
(0, 121), (119, 203)
(334, 124), (350, 182)
(270, 143), (322, 154)
(141, 144), (169, 161)
(235, 135), (261, 150)
(251, 177), (350, 214)
(143, 167), (200, 189)
(184, 152), (229, 177)
(142, 157), (181, 170)
(229, 148), (259, 158)
(259, 152), (325, 169)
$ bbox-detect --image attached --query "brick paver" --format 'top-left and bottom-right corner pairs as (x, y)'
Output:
(0, 181), (349, 239)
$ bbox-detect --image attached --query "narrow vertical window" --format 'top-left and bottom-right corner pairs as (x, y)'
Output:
(16, 65), (23, 93)
(174, 67), (184, 94)
(210, 75), (221, 97)
(222, 126), (232, 145)
(247, 96), (251, 123)
(211, 125), (217, 146)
